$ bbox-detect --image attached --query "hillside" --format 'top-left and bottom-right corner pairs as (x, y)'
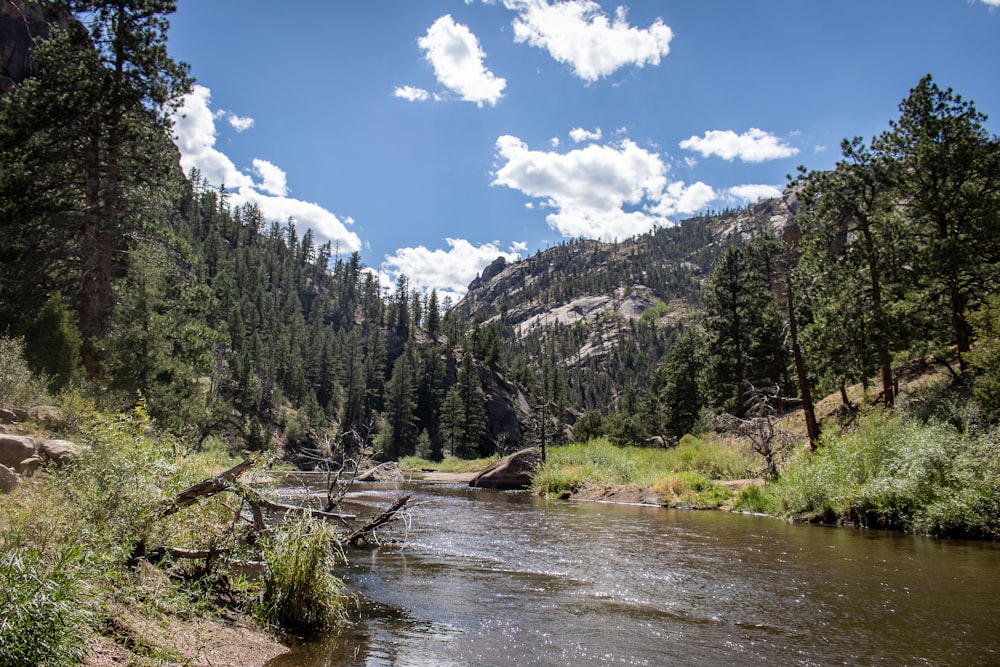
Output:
(455, 198), (792, 415)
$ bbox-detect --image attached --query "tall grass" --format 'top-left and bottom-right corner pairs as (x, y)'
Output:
(747, 412), (1000, 538)
(256, 515), (347, 631)
(533, 437), (759, 506)
(398, 454), (497, 473)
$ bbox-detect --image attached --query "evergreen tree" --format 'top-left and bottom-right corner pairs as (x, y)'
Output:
(875, 75), (1000, 377)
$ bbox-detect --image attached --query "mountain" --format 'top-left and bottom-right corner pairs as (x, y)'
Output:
(454, 197), (793, 418)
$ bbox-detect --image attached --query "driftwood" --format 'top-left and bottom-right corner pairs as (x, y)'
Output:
(347, 494), (413, 545)
(158, 458), (355, 523)
(235, 484), (355, 524)
(159, 458), (257, 518)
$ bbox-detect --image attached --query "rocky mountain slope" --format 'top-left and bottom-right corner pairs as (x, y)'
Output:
(455, 197), (794, 415)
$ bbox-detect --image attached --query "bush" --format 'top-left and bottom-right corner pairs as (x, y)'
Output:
(0, 336), (48, 407)
(761, 412), (1000, 538)
(0, 521), (87, 667)
(256, 515), (347, 631)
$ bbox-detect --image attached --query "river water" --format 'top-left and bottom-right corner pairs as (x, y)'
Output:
(265, 480), (1000, 666)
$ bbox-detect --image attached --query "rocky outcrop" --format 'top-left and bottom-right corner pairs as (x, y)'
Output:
(469, 448), (541, 490)
(0, 434), (36, 473)
(0, 0), (74, 94)
(480, 366), (531, 451)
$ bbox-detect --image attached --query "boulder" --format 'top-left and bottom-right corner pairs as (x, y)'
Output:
(0, 407), (19, 424)
(39, 438), (88, 466)
(355, 461), (405, 484)
(26, 405), (65, 427)
(0, 464), (18, 493)
(0, 434), (36, 472)
(469, 448), (541, 490)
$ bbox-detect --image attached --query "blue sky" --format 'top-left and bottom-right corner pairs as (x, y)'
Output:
(167, 0), (1000, 300)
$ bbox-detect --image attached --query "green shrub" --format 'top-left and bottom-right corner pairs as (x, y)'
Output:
(0, 336), (48, 407)
(256, 515), (347, 631)
(0, 521), (87, 667)
(760, 412), (1000, 538)
(732, 483), (770, 513)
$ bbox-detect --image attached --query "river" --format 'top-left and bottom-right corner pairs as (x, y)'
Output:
(265, 480), (1000, 666)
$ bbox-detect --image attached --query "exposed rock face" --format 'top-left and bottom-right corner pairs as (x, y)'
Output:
(480, 366), (531, 451)
(469, 448), (541, 490)
(355, 461), (404, 484)
(39, 438), (88, 466)
(0, 463), (18, 493)
(0, 0), (72, 94)
(0, 434), (36, 472)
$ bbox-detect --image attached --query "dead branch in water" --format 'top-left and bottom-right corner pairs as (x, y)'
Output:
(346, 495), (414, 546)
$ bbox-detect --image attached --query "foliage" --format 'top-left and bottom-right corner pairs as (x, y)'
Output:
(0, 521), (87, 667)
(398, 454), (496, 473)
(0, 336), (49, 406)
(652, 472), (731, 509)
(966, 296), (1000, 423)
(256, 515), (347, 631)
(57, 400), (179, 566)
(533, 437), (760, 497)
(761, 412), (1000, 538)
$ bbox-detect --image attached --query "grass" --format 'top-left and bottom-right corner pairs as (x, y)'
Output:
(533, 436), (760, 507)
(398, 454), (497, 473)
(256, 516), (347, 631)
(742, 411), (1000, 538)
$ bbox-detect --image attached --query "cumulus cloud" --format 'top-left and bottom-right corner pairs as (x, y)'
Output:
(227, 114), (254, 132)
(506, 0), (672, 82)
(172, 85), (361, 253)
(418, 14), (506, 107)
(679, 128), (799, 163)
(492, 134), (714, 241)
(380, 238), (524, 300)
(252, 159), (288, 197)
(394, 85), (430, 102)
(725, 184), (784, 202)
(569, 126), (602, 143)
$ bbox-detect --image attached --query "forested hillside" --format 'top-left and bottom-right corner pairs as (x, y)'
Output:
(2, 1), (999, 469)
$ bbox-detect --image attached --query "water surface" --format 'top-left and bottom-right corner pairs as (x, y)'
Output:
(266, 481), (1000, 666)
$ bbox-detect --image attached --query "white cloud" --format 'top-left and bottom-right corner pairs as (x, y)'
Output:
(979, 0), (1000, 6)
(725, 184), (783, 202)
(227, 114), (254, 132)
(172, 86), (255, 190)
(394, 85), (430, 102)
(252, 159), (288, 197)
(492, 134), (714, 241)
(418, 14), (506, 107)
(380, 238), (524, 300)
(172, 85), (361, 253)
(506, 0), (672, 82)
(569, 126), (602, 143)
(679, 128), (799, 163)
